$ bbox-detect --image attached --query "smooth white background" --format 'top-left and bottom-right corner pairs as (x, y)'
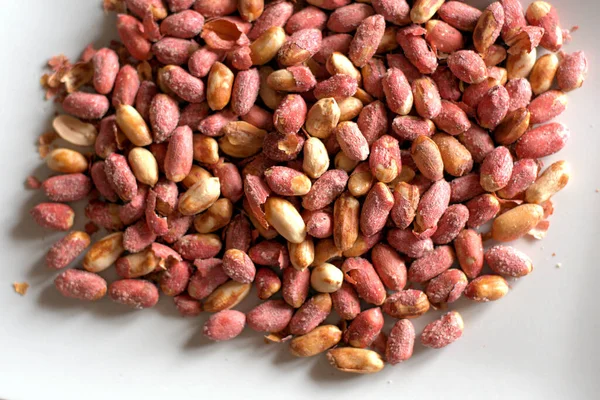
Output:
(0, 1), (598, 399)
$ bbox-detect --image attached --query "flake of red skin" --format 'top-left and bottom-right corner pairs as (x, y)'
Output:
(552, 252), (556, 257)
(541, 200), (554, 219)
(48, 54), (70, 72)
(528, 219), (550, 240)
(80, 44), (97, 62)
(562, 26), (578, 44)
(244, 174), (271, 229)
(85, 222), (100, 235)
(146, 190), (169, 236)
(25, 176), (41, 190)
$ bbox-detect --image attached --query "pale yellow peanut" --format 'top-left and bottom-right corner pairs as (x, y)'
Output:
(203, 281), (252, 312)
(52, 115), (97, 146)
(46, 148), (88, 173)
(219, 121), (267, 158)
(178, 176), (221, 216)
(193, 135), (219, 165)
(83, 232), (125, 273)
(289, 237), (315, 271)
(525, 161), (571, 204)
(311, 263), (344, 293)
(354, 87), (374, 105)
(207, 62), (234, 111)
(251, 27), (286, 65)
(311, 238), (343, 267)
(115, 104), (152, 146)
(465, 275), (509, 302)
(337, 97), (363, 122)
(264, 197), (307, 244)
(290, 325), (342, 357)
(432, 133), (473, 177)
(303, 137), (330, 179)
(326, 52), (361, 84)
(182, 165), (213, 189)
(411, 0), (445, 24)
(326, 348), (384, 374)
(259, 66), (285, 110)
(305, 98), (341, 139)
(507, 48), (537, 80)
(529, 53), (560, 95)
(492, 204), (544, 242)
(348, 168), (374, 197)
(334, 152), (359, 173)
(193, 198), (233, 233)
(128, 147), (158, 186)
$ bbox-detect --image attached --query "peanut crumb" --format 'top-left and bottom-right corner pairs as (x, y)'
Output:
(595, 189), (599, 193)
(556, 263), (562, 269)
(552, 252), (556, 257)
(13, 282), (30, 296)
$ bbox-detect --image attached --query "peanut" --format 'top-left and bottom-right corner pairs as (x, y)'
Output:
(525, 161), (571, 205)
(326, 348), (384, 374)
(55, 269), (107, 301)
(290, 325), (342, 357)
(492, 204), (545, 242)
(465, 275), (509, 302)
(421, 311), (464, 348)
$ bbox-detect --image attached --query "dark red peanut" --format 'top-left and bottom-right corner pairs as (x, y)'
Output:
(408, 245), (455, 283)
(386, 319), (415, 365)
(331, 281), (361, 320)
(454, 229), (484, 279)
(289, 293), (332, 335)
(426, 269), (468, 304)
(371, 243), (407, 292)
(282, 267), (310, 308)
(55, 269), (107, 301)
(344, 307), (384, 348)
(342, 257), (386, 306)
(109, 279), (159, 309)
(387, 228), (433, 259)
(430, 204), (469, 245)
(46, 231), (91, 270)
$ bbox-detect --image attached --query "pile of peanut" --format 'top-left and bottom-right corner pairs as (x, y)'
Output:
(33, 0), (586, 374)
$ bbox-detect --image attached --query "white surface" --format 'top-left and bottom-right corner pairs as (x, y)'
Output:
(0, 1), (599, 399)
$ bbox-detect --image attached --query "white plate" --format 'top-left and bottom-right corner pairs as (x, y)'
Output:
(0, 1), (599, 399)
